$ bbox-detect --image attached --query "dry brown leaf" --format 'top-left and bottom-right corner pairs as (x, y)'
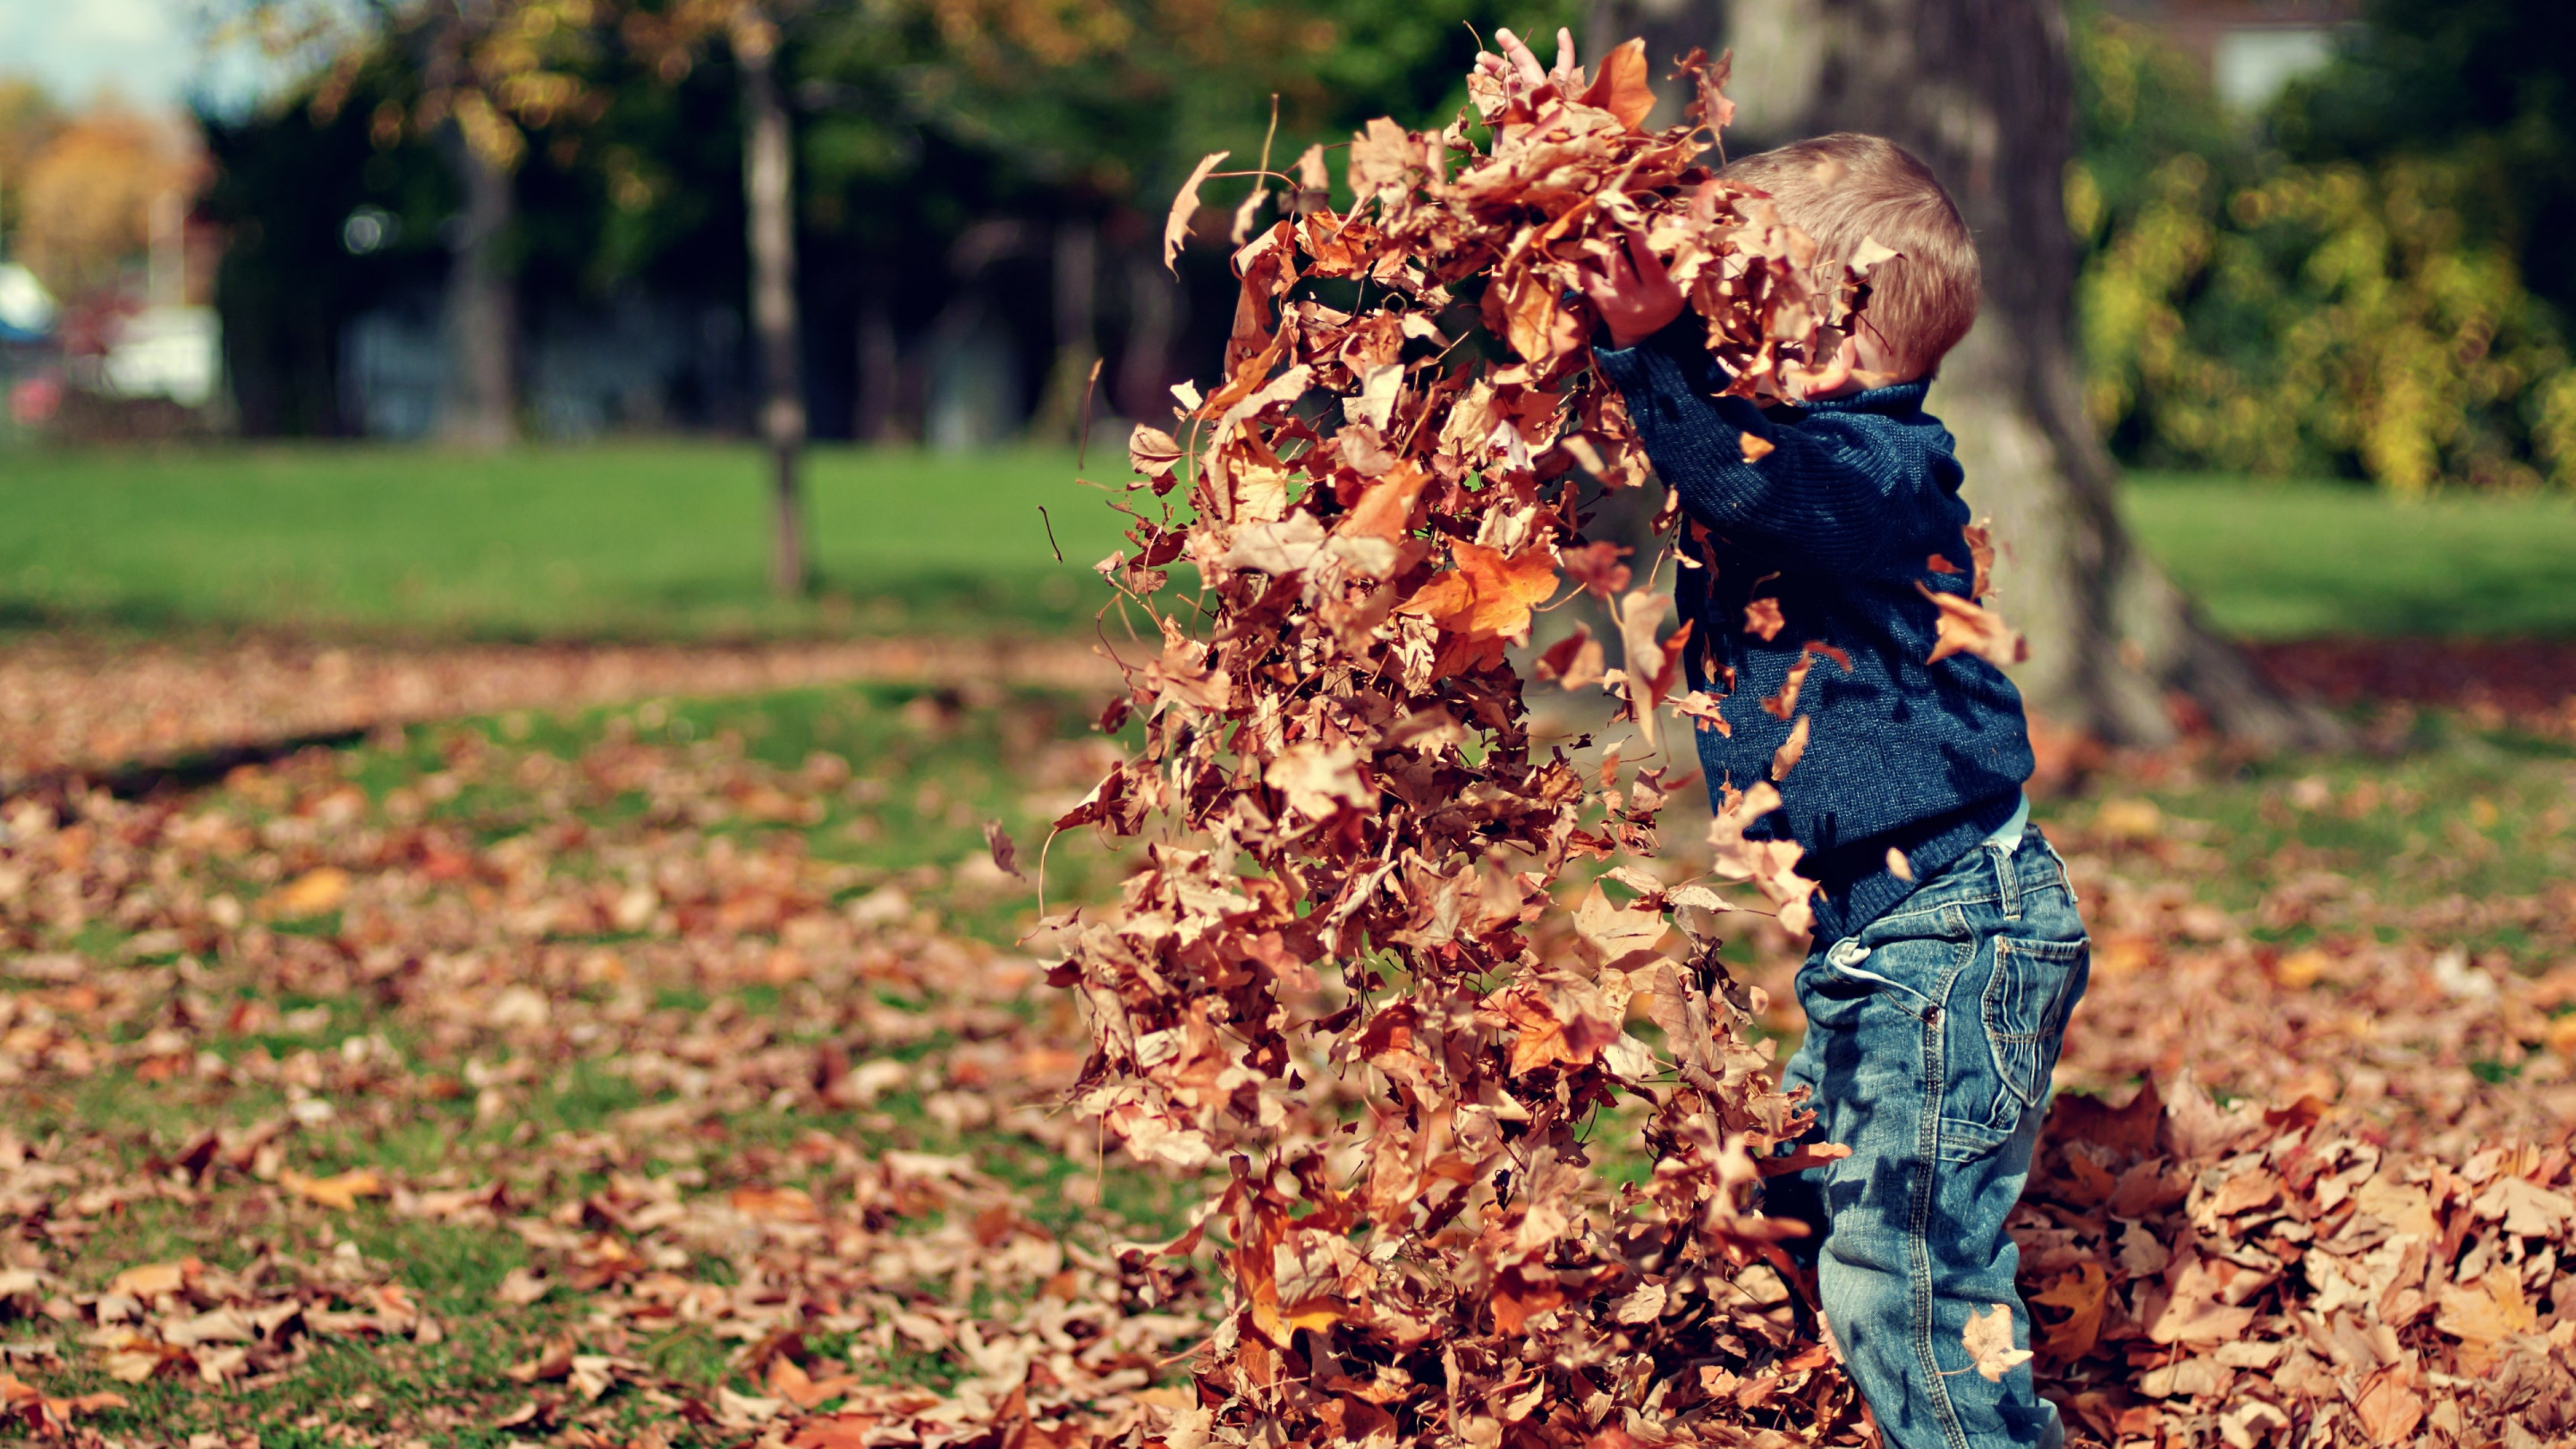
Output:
(767, 1354), (860, 1410)
(982, 819), (1021, 878)
(1961, 1302), (2032, 1381)
(106, 1258), (197, 1299)
(1164, 151), (1229, 273)
(1537, 628), (1606, 691)
(727, 1185), (820, 1224)
(1917, 583), (2029, 667)
(266, 866), (351, 916)
(1769, 715), (1810, 780)
(279, 1167), (385, 1211)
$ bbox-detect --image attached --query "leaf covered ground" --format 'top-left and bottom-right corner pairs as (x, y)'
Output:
(0, 663), (2569, 1445)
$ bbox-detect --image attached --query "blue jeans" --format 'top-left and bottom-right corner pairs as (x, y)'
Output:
(1768, 827), (2088, 1449)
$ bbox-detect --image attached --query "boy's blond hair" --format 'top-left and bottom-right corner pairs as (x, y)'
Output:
(1722, 133), (1980, 377)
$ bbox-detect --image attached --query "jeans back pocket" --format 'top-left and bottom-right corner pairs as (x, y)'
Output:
(1981, 935), (2089, 1114)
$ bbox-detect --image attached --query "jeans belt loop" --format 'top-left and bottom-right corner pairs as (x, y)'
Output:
(1995, 840), (2022, 921)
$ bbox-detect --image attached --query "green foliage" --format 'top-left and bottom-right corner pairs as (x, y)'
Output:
(790, 0), (1581, 237)
(2268, 0), (2576, 323)
(2073, 4), (2576, 492)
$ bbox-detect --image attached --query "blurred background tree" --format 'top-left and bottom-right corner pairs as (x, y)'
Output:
(199, 0), (1577, 453)
(2074, 0), (2576, 493)
(2, 91), (199, 307)
(0, 80), (67, 270)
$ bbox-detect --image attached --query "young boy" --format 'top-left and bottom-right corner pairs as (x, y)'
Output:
(1484, 28), (2091, 1449)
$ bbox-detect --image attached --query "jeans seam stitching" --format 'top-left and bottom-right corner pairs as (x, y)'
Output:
(1914, 954), (1971, 1449)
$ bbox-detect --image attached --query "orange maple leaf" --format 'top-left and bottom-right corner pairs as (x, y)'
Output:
(767, 1354), (860, 1411)
(2028, 1262), (2107, 1363)
(1398, 542), (1559, 644)
(1579, 38), (1657, 130)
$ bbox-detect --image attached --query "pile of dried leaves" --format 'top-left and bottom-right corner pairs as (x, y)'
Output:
(1050, 41), (1959, 1448)
(1042, 39), (2576, 1449)
(2017, 1077), (2576, 1447)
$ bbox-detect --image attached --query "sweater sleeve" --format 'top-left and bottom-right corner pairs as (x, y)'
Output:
(1593, 328), (1919, 573)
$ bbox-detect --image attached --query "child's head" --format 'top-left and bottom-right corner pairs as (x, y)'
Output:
(1721, 133), (1979, 381)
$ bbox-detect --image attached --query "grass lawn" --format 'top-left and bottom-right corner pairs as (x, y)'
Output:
(0, 443), (1136, 641)
(5, 442), (2572, 643)
(2123, 471), (2576, 639)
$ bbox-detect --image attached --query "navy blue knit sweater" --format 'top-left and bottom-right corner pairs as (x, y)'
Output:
(1593, 324), (2033, 941)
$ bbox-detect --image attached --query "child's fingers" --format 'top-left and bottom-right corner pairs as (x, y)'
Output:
(1577, 253), (1625, 306)
(1553, 27), (1580, 81)
(1493, 28), (1548, 89)
(1623, 227), (1667, 284)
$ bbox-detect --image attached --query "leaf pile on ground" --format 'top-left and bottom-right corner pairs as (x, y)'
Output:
(0, 691), (1216, 1446)
(2015, 1076), (2576, 1446)
(2044, 787), (2576, 1151)
(0, 676), (2567, 1444)
(2245, 639), (2576, 742)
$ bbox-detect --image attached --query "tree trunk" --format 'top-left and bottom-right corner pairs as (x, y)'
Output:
(1031, 218), (1099, 442)
(736, 6), (807, 597)
(429, 8), (516, 451)
(1677, 0), (2337, 747)
(1116, 245), (1180, 423)
(856, 258), (899, 443)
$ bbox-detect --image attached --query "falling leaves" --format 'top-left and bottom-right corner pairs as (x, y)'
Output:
(1164, 150), (1228, 273)
(1961, 1303), (2033, 1381)
(1046, 41), (1894, 1449)
(1396, 539), (1562, 648)
(982, 819), (1021, 877)
(1536, 626), (1606, 690)
(1918, 582), (2030, 667)
(1769, 714), (1810, 779)
(1561, 540), (1633, 601)
(4, 25), (2566, 1449)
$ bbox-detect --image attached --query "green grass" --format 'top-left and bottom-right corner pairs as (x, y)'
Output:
(0, 442), (1138, 640)
(2123, 472), (2576, 639)
(6, 444), (2572, 641)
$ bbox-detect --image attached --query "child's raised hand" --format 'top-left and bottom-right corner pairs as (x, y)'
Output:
(1581, 223), (1686, 352)
(1474, 27), (1583, 106)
